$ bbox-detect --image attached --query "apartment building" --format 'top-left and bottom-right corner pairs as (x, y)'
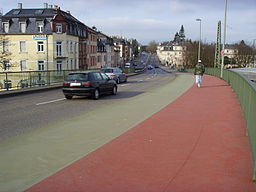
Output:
(0, 3), (86, 72)
(97, 32), (115, 68)
(113, 37), (131, 67)
(86, 27), (97, 69)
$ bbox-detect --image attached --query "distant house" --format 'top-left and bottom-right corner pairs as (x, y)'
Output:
(157, 25), (186, 68)
(224, 44), (238, 59)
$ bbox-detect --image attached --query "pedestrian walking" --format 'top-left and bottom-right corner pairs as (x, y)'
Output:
(194, 60), (205, 88)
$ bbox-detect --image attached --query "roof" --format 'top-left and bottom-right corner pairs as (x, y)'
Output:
(1, 8), (85, 26)
(2, 8), (57, 18)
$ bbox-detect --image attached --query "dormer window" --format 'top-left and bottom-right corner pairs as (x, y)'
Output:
(56, 23), (62, 33)
(37, 22), (43, 33)
(2, 23), (9, 33)
(20, 22), (26, 33)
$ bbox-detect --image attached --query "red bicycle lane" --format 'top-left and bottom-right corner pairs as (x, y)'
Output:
(24, 75), (256, 192)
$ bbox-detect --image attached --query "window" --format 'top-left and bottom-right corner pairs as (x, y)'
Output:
(56, 60), (62, 71)
(93, 73), (103, 80)
(66, 41), (69, 53)
(56, 41), (62, 57)
(20, 22), (26, 33)
(37, 41), (44, 52)
(67, 60), (69, 69)
(56, 23), (62, 33)
(66, 73), (88, 81)
(70, 59), (73, 69)
(37, 22), (43, 33)
(70, 41), (73, 53)
(20, 41), (26, 52)
(38, 61), (45, 71)
(20, 60), (27, 71)
(3, 23), (9, 33)
(35, 10), (44, 14)
(101, 73), (109, 80)
(98, 56), (101, 62)
(3, 41), (9, 52)
(74, 59), (77, 69)
(3, 60), (10, 70)
(74, 42), (77, 53)
(13, 10), (21, 15)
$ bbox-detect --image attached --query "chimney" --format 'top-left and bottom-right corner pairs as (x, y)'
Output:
(18, 3), (22, 9)
(44, 3), (48, 8)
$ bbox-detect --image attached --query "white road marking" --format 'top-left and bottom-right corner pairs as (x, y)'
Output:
(120, 84), (129, 87)
(36, 98), (66, 106)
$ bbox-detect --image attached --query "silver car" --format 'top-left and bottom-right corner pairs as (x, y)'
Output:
(100, 67), (127, 84)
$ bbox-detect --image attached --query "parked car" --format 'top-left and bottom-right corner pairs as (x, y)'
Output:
(147, 65), (154, 70)
(19, 79), (29, 88)
(124, 63), (131, 68)
(62, 71), (117, 100)
(100, 67), (127, 84)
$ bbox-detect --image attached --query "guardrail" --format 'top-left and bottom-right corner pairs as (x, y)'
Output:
(0, 70), (81, 91)
(0, 68), (142, 91)
(205, 68), (256, 181)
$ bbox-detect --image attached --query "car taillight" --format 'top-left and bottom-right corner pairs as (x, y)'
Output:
(84, 81), (91, 87)
(111, 74), (117, 77)
(63, 81), (69, 86)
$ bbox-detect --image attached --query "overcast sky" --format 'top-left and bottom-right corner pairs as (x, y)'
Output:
(1, 0), (255, 45)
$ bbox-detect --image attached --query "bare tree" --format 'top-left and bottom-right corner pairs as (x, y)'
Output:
(233, 40), (254, 67)
(0, 35), (12, 71)
(146, 41), (158, 53)
(184, 40), (216, 68)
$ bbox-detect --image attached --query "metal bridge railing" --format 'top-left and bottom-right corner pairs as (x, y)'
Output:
(0, 70), (82, 91)
(0, 68), (139, 91)
(206, 68), (256, 181)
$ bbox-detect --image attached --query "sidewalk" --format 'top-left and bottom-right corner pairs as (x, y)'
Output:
(22, 74), (256, 192)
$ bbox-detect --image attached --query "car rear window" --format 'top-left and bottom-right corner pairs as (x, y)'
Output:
(66, 73), (88, 81)
(101, 69), (114, 73)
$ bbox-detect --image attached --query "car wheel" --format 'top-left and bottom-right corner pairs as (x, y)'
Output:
(116, 78), (120, 84)
(124, 77), (127, 83)
(92, 89), (100, 100)
(65, 95), (73, 100)
(112, 86), (117, 95)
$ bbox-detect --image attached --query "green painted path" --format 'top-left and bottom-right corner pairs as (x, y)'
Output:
(0, 74), (194, 192)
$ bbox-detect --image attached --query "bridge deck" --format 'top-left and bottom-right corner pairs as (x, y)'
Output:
(25, 74), (256, 192)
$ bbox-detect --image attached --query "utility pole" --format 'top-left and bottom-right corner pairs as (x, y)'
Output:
(253, 39), (256, 68)
(221, 0), (228, 78)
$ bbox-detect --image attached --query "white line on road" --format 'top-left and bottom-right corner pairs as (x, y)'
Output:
(36, 98), (66, 106)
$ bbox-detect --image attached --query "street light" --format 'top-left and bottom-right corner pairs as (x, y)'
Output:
(221, 0), (228, 78)
(196, 18), (202, 62)
(253, 39), (256, 68)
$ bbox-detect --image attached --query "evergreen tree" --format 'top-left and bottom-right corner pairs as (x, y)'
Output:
(173, 32), (180, 43)
(179, 25), (185, 42)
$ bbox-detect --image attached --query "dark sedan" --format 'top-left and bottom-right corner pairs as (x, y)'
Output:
(63, 71), (117, 100)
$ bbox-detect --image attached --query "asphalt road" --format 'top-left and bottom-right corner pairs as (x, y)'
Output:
(0, 66), (174, 140)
